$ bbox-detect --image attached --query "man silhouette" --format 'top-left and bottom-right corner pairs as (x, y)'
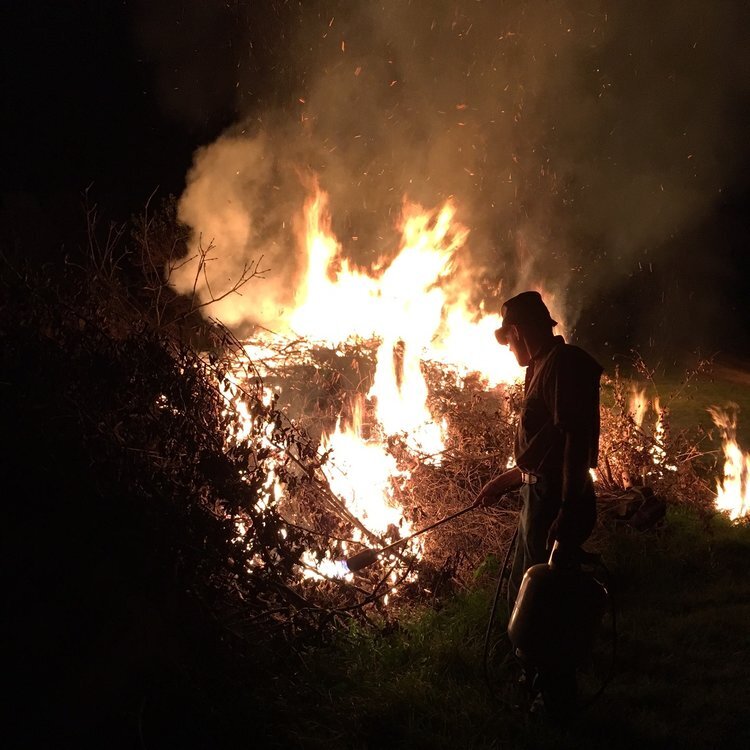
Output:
(475, 290), (602, 717)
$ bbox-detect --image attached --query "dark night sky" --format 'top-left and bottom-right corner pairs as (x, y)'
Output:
(2, 3), (209, 213)
(2, 1), (749, 366)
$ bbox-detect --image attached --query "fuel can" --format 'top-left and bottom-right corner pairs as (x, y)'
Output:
(508, 560), (608, 670)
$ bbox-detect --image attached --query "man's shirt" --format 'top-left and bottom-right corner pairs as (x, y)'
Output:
(514, 336), (603, 476)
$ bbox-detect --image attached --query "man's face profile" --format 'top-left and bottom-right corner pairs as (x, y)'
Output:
(506, 325), (532, 368)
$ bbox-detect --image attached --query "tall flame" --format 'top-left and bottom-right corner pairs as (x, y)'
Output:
(289, 185), (522, 465)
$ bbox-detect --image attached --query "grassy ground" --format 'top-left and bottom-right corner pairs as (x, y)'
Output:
(262, 507), (750, 749)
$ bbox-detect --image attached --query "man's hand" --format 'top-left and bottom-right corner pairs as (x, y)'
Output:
(473, 466), (523, 508)
(473, 479), (501, 508)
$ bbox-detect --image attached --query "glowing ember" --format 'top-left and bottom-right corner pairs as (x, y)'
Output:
(708, 405), (750, 521)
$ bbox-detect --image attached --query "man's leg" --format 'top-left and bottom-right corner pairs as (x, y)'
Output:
(524, 477), (578, 720)
(507, 485), (530, 610)
(508, 480), (560, 608)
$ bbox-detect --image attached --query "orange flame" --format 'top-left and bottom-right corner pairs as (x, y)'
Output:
(650, 397), (676, 472)
(288, 184), (522, 469)
(629, 387), (648, 428)
(709, 405), (750, 521)
(321, 396), (411, 538)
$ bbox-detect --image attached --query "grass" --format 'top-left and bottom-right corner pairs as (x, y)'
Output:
(653, 372), (750, 445)
(260, 507), (750, 749)
(593, 510), (750, 750)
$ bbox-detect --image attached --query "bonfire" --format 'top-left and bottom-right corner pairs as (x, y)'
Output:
(171, 182), (750, 621)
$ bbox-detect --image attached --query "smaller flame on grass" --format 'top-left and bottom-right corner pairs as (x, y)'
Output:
(708, 405), (750, 521)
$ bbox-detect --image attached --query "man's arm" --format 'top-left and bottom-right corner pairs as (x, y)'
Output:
(474, 466), (523, 508)
(547, 427), (592, 547)
(547, 347), (602, 550)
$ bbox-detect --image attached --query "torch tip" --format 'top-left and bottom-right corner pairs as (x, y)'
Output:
(344, 547), (381, 573)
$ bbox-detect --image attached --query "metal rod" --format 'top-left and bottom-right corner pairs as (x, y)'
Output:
(344, 503), (479, 572)
(377, 503), (478, 554)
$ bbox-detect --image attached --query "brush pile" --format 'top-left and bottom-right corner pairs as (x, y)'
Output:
(0, 197), (717, 652)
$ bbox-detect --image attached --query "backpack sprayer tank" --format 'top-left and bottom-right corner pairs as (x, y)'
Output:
(507, 543), (608, 670)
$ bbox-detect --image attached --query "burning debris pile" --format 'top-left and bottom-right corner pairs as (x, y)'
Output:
(593, 361), (750, 533)
(209, 333), (750, 630)
(212, 326), (523, 612)
(596, 374), (684, 498)
(195, 188), (528, 621)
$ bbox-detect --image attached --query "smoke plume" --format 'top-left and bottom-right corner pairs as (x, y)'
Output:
(142, 1), (749, 347)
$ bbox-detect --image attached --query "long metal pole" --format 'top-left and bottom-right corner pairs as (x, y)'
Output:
(377, 503), (478, 554)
